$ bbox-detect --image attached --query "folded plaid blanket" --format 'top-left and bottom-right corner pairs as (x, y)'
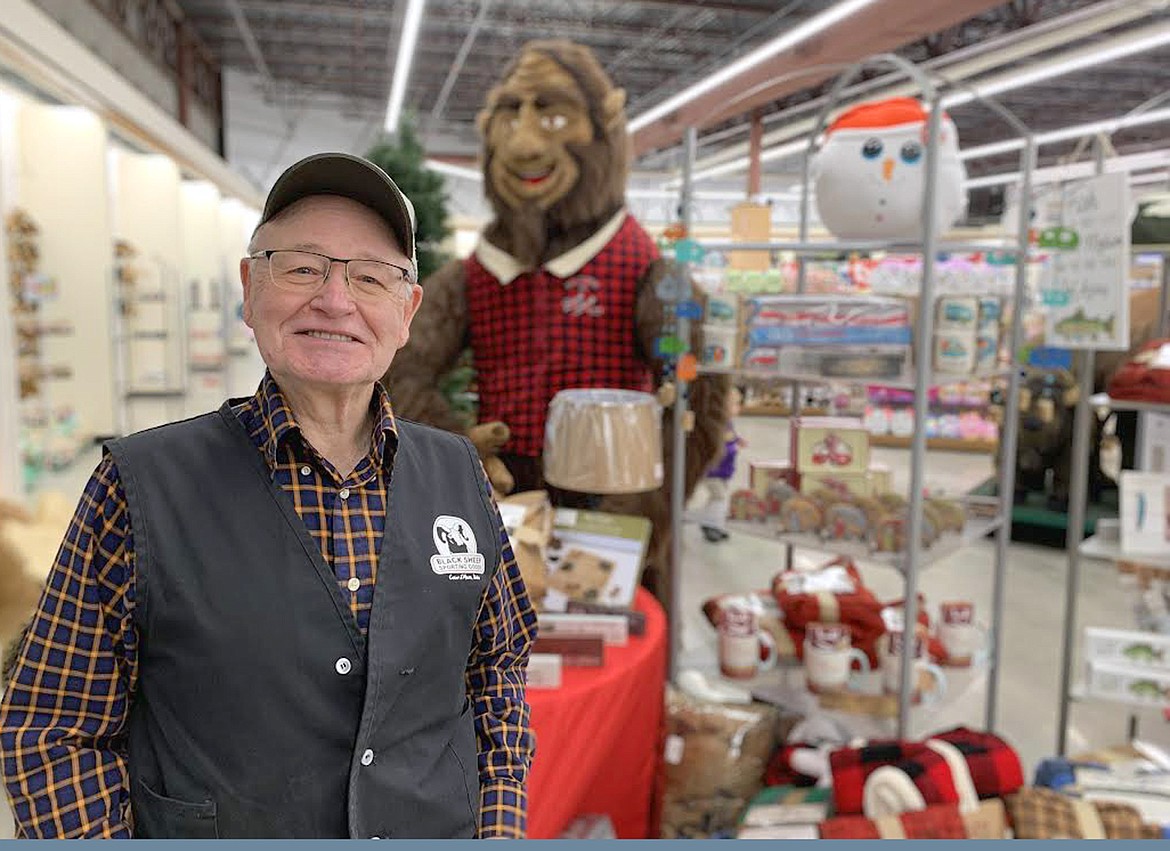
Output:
(830, 727), (1024, 817)
(820, 799), (1007, 839)
(1006, 787), (1163, 839)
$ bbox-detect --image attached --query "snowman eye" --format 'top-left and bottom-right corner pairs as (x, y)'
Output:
(901, 142), (923, 164)
(862, 138), (883, 160)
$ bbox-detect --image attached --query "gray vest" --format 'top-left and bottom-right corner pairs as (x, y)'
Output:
(106, 403), (501, 839)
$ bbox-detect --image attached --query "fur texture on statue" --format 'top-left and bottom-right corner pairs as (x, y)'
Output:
(383, 39), (728, 608)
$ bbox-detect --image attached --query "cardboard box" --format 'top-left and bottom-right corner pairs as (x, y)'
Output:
(750, 459), (795, 497)
(538, 612), (629, 646)
(1084, 627), (1170, 671)
(532, 635), (606, 667)
(527, 653), (563, 689)
(1085, 659), (1170, 706)
(799, 470), (872, 499)
(542, 508), (651, 612)
(705, 292), (739, 326)
(700, 324), (739, 368)
(742, 295), (911, 347)
(740, 344), (908, 379)
(728, 202), (772, 272)
(791, 417), (871, 475)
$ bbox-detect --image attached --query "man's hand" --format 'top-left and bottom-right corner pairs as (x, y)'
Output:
(468, 421), (515, 495)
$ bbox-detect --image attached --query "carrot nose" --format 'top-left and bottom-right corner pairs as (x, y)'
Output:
(882, 158), (895, 181)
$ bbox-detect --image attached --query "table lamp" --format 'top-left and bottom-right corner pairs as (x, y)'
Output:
(543, 388), (664, 495)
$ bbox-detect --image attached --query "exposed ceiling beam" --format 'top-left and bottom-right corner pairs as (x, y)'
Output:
(629, 0), (1016, 156)
(222, 0), (271, 81)
(428, 0), (492, 130)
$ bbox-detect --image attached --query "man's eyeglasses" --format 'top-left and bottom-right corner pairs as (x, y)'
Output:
(247, 249), (415, 302)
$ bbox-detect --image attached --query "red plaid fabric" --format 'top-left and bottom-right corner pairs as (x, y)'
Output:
(830, 740), (960, 816)
(464, 215), (658, 457)
(934, 728), (1024, 801)
(820, 805), (968, 839)
(828, 728), (1024, 817)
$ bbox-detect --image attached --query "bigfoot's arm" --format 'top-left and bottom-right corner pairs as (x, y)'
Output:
(635, 258), (729, 499)
(383, 258), (471, 434)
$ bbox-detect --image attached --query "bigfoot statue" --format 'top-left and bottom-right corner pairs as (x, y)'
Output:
(383, 40), (727, 606)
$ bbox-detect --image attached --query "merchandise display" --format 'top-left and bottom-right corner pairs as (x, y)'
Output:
(0, 0), (1169, 842)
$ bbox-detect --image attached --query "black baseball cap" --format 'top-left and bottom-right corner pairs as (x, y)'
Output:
(259, 152), (418, 277)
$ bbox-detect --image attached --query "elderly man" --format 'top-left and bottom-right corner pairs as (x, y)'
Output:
(0, 154), (537, 839)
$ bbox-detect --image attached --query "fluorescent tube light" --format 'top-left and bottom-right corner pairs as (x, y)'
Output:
(960, 106), (1170, 162)
(384, 0), (427, 134)
(424, 158), (482, 181)
(943, 22), (1170, 109)
(628, 0), (881, 133)
(964, 148), (1170, 189)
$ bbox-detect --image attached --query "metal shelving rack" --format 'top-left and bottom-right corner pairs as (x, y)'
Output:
(667, 53), (1037, 739)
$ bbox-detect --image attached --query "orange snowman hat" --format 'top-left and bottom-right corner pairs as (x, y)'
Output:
(826, 97), (951, 135)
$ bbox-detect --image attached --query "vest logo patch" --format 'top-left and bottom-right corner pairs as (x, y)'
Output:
(430, 515), (486, 580)
(562, 275), (605, 318)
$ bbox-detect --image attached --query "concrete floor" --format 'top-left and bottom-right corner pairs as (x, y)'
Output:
(1, 416), (1167, 836)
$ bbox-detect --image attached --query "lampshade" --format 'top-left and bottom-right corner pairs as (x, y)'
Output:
(543, 389), (664, 494)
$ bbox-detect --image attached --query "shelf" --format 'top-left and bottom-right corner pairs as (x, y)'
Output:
(692, 239), (1024, 256)
(698, 365), (1010, 389)
(870, 434), (998, 453)
(722, 509), (1003, 573)
(124, 388), (186, 399)
(1071, 683), (1170, 712)
(1080, 535), (1170, 569)
(741, 404), (829, 418)
(1089, 393), (1170, 415)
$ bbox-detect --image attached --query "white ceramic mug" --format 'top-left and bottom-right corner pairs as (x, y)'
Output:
(719, 602), (778, 679)
(882, 630), (947, 705)
(804, 640), (870, 694)
(939, 601), (988, 667)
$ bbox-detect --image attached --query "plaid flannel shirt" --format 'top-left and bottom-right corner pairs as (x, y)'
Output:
(0, 372), (538, 838)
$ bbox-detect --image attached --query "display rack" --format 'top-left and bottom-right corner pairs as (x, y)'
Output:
(667, 53), (1036, 739)
(1058, 240), (1170, 753)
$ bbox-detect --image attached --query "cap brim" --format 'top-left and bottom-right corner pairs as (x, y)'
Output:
(261, 153), (417, 277)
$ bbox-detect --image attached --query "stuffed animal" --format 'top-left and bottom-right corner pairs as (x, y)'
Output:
(813, 98), (967, 241)
(382, 40), (728, 609)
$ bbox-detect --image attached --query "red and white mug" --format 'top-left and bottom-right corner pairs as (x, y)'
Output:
(719, 600), (778, 679)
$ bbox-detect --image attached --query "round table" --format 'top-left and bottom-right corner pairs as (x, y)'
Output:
(526, 587), (667, 839)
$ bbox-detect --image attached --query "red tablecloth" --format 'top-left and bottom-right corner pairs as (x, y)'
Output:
(526, 587), (667, 839)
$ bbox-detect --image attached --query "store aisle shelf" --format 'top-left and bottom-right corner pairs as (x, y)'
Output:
(698, 365), (1012, 391)
(722, 510), (1003, 573)
(870, 434), (998, 453)
(693, 239), (1024, 256)
(1079, 535), (1170, 569)
(1089, 393), (1170, 414)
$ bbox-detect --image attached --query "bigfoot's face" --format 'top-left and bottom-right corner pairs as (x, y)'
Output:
(482, 51), (594, 211)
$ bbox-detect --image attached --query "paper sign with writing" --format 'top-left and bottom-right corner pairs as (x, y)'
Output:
(1044, 173), (1131, 351)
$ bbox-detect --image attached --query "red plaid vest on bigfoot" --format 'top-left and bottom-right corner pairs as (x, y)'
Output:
(465, 211), (658, 459)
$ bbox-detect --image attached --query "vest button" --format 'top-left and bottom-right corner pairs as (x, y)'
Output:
(361, 748), (374, 766)
(339, 487), (351, 500)
(335, 657), (352, 675)
(347, 577), (361, 592)
(300, 465), (311, 476)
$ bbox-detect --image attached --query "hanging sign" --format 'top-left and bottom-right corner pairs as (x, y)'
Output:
(1044, 172), (1131, 351)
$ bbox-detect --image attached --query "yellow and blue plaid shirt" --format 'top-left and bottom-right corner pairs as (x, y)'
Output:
(0, 372), (537, 838)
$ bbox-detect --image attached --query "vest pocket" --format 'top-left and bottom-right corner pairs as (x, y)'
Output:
(134, 778), (219, 839)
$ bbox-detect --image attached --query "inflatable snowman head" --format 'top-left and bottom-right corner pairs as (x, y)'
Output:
(813, 97), (967, 241)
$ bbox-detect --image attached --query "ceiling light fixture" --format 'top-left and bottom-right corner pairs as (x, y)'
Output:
(959, 106), (1170, 162)
(677, 19), (1170, 185)
(942, 21), (1170, 109)
(384, 0), (427, 134)
(964, 147), (1170, 190)
(628, 0), (881, 133)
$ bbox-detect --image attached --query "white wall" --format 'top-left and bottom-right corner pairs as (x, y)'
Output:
(181, 179), (229, 417)
(16, 102), (116, 438)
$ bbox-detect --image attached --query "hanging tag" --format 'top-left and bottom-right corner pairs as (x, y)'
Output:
(677, 353), (698, 382)
(673, 238), (706, 264)
(655, 335), (687, 357)
(675, 300), (703, 320)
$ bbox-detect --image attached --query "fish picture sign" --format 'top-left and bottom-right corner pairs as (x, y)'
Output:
(1044, 172), (1131, 351)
